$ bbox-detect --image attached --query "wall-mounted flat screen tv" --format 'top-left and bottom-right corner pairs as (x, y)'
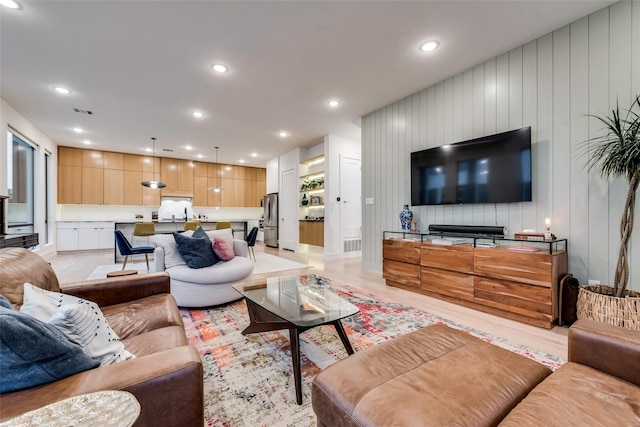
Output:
(411, 127), (532, 206)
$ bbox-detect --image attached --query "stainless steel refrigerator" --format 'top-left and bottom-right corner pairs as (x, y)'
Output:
(263, 193), (278, 248)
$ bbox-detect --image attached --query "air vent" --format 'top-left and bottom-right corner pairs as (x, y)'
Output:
(73, 108), (93, 115)
(162, 148), (173, 152)
(343, 239), (362, 253)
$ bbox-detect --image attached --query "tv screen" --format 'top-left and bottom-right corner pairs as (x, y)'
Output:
(411, 127), (532, 206)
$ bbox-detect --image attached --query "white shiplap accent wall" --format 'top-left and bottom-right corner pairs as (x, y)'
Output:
(362, 1), (640, 291)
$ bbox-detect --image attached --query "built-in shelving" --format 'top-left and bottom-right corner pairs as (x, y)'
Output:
(299, 156), (325, 246)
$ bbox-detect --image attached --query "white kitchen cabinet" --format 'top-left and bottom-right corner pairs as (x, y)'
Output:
(98, 222), (115, 249)
(57, 222), (79, 251)
(57, 221), (115, 251)
(78, 222), (100, 250)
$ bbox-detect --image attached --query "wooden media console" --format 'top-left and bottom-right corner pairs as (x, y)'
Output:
(382, 232), (568, 329)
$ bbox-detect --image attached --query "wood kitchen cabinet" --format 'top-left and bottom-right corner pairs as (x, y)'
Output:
(58, 146), (265, 207)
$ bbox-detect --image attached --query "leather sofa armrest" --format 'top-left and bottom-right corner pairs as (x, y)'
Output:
(0, 346), (203, 427)
(234, 239), (249, 258)
(60, 272), (171, 307)
(569, 319), (640, 386)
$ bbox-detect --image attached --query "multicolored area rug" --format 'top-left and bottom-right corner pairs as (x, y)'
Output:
(181, 275), (565, 427)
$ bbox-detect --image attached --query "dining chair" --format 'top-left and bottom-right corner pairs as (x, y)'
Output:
(184, 221), (201, 231)
(114, 230), (155, 272)
(245, 226), (259, 262)
(132, 222), (155, 246)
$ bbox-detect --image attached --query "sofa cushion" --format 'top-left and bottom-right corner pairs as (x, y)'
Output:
(499, 362), (640, 426)
(20, 283), (134, 366)
(213, 236), (235, 261)
(102, 294), (184, 339)
(312, 324), (552, 427)
(173, 231), (218, 269)
(121, 325), (190, 357)
(0, 306), (99, 393)
(168, 256), (254, 285)
(151, 234), (187, 269)
(0, 248), (60, 310)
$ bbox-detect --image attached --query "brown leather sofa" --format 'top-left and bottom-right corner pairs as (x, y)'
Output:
(312, 319), (640, 426)
(0, 248), (204, 426)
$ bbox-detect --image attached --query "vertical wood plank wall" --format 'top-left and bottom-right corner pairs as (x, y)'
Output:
(361, 1), (640, 291)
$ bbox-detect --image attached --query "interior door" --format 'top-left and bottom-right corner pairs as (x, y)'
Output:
(340, 156), (361, 241)
(280, 168), (297, 251)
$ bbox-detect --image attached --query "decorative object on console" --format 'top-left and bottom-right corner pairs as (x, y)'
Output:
(140, 137), (166, 189)
(399, 205), (413, 231)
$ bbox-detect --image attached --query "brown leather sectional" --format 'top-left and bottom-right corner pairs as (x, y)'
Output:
(312, 320), (640, 426)
(0, 248), (204, 426)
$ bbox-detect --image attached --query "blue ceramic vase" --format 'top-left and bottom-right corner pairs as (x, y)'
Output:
(399, 205), (413, 231)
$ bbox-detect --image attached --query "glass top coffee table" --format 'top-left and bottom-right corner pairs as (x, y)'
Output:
(233, 274), (359, 404)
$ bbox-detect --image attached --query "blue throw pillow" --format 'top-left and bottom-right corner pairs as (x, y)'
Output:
(173, 229), (218, 269)
(0, 307), (99, 393)
(0, 294), (12, 309)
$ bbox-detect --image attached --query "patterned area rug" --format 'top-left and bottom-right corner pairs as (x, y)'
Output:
(181, 274), (565, 427)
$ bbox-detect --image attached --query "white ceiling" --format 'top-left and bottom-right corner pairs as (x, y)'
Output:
(0, 0), (615, 167)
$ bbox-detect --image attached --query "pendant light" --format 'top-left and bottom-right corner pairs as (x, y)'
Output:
(141, 137), (166, 189)
(208, 146), (224, 192)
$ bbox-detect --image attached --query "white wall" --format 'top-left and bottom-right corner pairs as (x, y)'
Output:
(362, 1), (640, 291)
(266, 157), (279, 195)
(1, 98), (58, 259)
(324, 134), (361, 259)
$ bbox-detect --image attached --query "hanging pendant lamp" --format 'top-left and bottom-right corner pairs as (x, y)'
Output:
(208, 146), (224, 192)
(141, 137), (166, 189)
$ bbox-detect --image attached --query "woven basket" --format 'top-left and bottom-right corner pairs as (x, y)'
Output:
(577, 285), (640, 330)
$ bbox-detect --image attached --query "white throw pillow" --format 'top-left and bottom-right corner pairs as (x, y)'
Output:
(20, 283), (135, 366)
(150, 233), (187, 269)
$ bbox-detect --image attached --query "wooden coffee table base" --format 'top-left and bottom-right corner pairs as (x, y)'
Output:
(240, 299), (355, 405)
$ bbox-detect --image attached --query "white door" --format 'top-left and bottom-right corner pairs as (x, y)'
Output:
(340, 156), (361, 246)
(280, 168), (297, 251)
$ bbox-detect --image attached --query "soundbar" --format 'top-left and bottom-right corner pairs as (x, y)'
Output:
(428, 224), (506, 237)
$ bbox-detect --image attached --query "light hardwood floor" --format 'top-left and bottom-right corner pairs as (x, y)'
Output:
(49, 242), (568, 359)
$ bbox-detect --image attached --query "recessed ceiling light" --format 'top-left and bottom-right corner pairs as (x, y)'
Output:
(0, 0), (21, 10)
(328, 99), (341, 108)
(239, 159), (245, 164)
(54, 86), (71, 95)
(192, 111), (204, 118)
(419, 40), (439, 52)
(82, 140), (91, 145)
(197, 154), (204, 159)
(278, 131), (289, 138)
(145, 148), (152, 153)
(72, 127), (83, 133)
(185, 145), (193, 150)
(211, 64), (228, 73)
(251, 152), (257, 158)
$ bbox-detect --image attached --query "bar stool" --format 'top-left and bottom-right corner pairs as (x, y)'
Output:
(216, 221), (233, 237)
(132, 222), (155, 246)
(184, 221), (201, 231)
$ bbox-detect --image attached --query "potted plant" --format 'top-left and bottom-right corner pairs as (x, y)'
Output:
(578, 95), (640, 329)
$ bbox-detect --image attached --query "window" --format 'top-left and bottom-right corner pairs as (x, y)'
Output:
(45, 150), (53, 244)
(6, 131), (35, 233)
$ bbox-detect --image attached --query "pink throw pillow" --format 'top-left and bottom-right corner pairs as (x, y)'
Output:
(213, 237), (235, 261)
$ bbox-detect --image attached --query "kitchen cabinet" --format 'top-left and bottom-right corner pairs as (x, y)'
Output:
(57, 222), (115, 251)
(58, 146), (265, 207)
(56, 222), (79, 251)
